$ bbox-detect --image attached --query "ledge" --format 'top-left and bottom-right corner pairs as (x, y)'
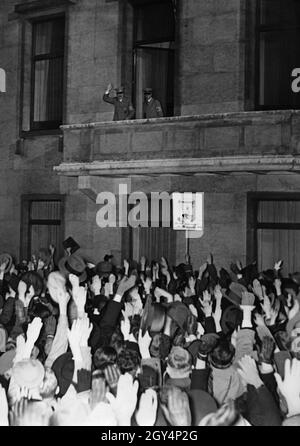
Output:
(54, 155), (300, 177)
(61, 109), (300, 131)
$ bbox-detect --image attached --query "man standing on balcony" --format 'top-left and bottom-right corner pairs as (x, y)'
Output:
(143, 87), (164, 119)
(103, 83), (135, 121)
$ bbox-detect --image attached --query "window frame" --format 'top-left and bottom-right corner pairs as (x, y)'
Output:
(29, 13), (66, 131)
(131, 0), (176, 118)
(246, 192), (300, 265)
(255, 0), (300, 110)
(20, 194), (65, 261)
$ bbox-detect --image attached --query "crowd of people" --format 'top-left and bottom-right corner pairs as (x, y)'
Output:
(0, 245), (299, 426)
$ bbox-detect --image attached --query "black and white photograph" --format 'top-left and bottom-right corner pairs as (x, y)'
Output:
(0, 0), (300, 430)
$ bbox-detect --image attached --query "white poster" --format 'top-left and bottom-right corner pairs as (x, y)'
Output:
(172, 192), (204, 231)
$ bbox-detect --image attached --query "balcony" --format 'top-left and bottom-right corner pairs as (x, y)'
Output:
(54, 110), (300, 178)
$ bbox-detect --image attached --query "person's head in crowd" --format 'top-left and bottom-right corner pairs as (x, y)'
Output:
(209, 337), (235, 369)
(117, 348), (141, 377)
(165, 346), (192, 381)
(149, 333), (171, 359)
(93, 346), (117, 370)
(109, 328), (125, 355)
(18, 271), (44, 299)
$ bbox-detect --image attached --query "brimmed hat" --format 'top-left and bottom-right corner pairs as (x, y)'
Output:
(144, 87), (153, 94)
(140, 296), (166, 335)
(167, 302), (191, 331)
(95, 261), (112, 278)
(12, 359), (45, 389)
(58, 254), (87, 283)
(0, 349), (15, 375)
(0, 254), (12, 274)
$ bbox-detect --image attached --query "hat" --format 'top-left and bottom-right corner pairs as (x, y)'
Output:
(0, 350), (16, 375)
(58, 254), (87, 283)
(0, 328), (7, 353)
(0, 254), (12, 274)
(167, 302), (191, 330)
(95, 261), (113, 278)
(12, 359), (45, 389)
(187, 389), (218, 426)
(52, 352), (74, 397)
(144, 87), (153, 94)
(140, 296), (166, 335)
(116, 87), (124, 94)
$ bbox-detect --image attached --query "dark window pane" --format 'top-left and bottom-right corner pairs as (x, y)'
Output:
(259, 29), (300, 108)
(135, 1), (175, 43)
(258, 201), (300, 223)
(30, 201), (61, 220)
(260, 0), (300, 27)
(257, 229), (300, 275)
(33, 57), (63, 122)
(34, 18), (65, 56)
(135, 47), (174, 118)
(31, 224), (61, 257)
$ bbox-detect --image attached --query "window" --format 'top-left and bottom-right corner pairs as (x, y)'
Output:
(30, 16), (65, 130)
(247, 193), (300, 275)
(256, 0), (300, 109)
(20, 195), (65, 261)
(121, 192), (176, 264)
(132, 0), (175, 118)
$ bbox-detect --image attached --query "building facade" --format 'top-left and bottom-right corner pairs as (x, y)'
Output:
(0, 0), (300, 274)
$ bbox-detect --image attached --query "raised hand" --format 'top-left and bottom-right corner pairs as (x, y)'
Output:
(120, 312), (131, 341)
(188, 276), (196, 294)
(160, 386), (191, 426)
(258, 336), (275, 364)
(237, 355), (263, 389)
(67, 319), (83, 362)
(138, 329), (151, 359)
(90, 275), (102, 295)
(72, 285), (87, 316)
(274, 358), (300, 417)
(140, 256), (146, 271)
(141, 276), (152, 295)
(79, 315), (93, 347)
(104, 364), (121, 396)
(198, 262), (208, 279)
(106, 373), (139, 425)
(90, 372), (107, 410)
(69, 273), (80, 291)
(104, 365), (121, 396)
(123, 259), (130, 276)
(135, 389), (158, 426)
(116, 275), (136, 297)
(274, 260), (283, 271)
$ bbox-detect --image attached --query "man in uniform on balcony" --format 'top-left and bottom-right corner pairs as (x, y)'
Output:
(103, 83), (135, 121)
(143, 87), (164, 119)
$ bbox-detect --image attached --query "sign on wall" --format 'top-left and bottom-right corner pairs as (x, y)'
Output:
(172, 192), (204, 232)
